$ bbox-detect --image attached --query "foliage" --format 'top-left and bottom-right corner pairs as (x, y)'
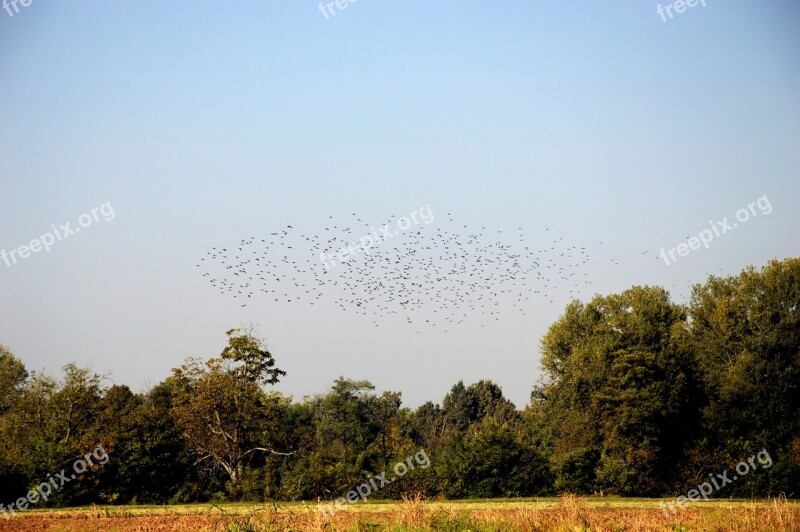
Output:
(0, 258), (797, 504)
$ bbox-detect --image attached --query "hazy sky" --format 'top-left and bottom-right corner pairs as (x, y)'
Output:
(1, 1), (798, 408)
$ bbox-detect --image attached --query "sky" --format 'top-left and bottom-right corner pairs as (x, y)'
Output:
(1, 0), (799, 409)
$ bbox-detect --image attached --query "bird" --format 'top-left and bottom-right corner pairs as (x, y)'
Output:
(197, 213), (601, 329)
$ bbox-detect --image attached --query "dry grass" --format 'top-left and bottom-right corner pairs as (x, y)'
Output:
(0, 495), (798, 531)
(397, 492), (427, 528)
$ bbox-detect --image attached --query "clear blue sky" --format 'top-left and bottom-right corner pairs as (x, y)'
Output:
(1, 0), (798, 407)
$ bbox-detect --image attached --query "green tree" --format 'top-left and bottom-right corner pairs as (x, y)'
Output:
(0, 345), (27, 415)
(0, 347), (28, 502)
(88, 384), (189, 503)
(437, 417), (551, 498)
(441, 380), (517, 436)
(305, 378), (406, 497)
(539, 286), (700, 495)
(169, 329), (289, 495)
(688, 258), (800, 495)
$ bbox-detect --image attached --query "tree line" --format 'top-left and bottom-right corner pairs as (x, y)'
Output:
(0, 258), (797, 505)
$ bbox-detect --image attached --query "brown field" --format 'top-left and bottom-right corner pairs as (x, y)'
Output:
(1, 495), (798, 531)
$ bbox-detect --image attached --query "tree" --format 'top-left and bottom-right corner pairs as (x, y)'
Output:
(365, 390), (403, 470)
(0, 346), (29, 502)
(410, 401), (446, 450)
(441, 380), (517, 436)
(539, 286), (700, 495)
(169, 328), (289, 494)
(0, 346), (27, 415)
(50, 364), (104, 444)
(312, 378), (377, 463)
(688, 258), (800, 495)
(87, 384), (189, 503)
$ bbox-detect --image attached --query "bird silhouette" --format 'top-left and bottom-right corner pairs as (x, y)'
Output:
(197, 213), (606, 329)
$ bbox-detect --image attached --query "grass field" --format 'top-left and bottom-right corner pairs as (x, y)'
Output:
(1, 495), (797, 531)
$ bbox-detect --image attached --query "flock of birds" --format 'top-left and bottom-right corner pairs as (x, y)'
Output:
(197, 213), (614, 330)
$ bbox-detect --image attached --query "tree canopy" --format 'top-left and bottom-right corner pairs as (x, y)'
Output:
(0, 258), (797, 504)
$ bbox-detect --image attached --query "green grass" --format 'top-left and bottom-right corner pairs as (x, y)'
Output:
(23, 496), (799, 516)
(8, 496), (799, 531)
